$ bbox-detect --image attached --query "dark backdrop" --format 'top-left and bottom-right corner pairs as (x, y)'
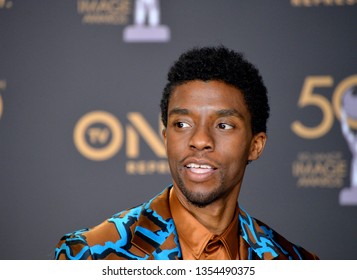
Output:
(0, 0), (356, 259)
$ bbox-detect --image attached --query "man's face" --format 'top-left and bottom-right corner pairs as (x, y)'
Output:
(163, 80), (266, 208)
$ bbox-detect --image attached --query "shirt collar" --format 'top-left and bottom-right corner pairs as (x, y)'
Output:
(169, 187), (239, 259)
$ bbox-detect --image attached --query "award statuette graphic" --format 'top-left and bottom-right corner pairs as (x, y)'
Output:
(123, 0), (170, 42)
(339, 87), (357, 206)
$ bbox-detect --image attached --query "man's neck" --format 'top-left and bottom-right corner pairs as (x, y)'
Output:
(172, 186), (239, 235)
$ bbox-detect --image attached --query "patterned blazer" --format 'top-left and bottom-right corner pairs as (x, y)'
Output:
(55, 186), (318, 260)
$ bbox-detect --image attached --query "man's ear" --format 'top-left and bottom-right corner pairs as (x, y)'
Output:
(248, 132), (267, 161)
(162, 128), (167, 148)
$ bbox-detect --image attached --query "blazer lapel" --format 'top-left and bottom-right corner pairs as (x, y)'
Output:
(239, 208), (279, 260)
(131, 187), (182, 259)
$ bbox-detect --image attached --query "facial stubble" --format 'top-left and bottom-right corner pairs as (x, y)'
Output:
(175, 168), (230, 208)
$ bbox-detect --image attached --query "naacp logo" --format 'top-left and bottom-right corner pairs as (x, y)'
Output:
(77, 0), (131, 25)
(339, 86), (357, 205)
(77, 0), (170, 42)
(123, 0), (170, 42)
(293, 151), (347, 188)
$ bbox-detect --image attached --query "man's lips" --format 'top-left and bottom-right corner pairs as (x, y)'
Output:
(180, 158), (219, 182)
(185, 163), (217, 174)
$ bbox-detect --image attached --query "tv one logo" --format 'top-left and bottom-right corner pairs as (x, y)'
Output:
(73, 111), (169, 175)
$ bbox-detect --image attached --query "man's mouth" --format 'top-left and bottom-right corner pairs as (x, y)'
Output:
(185, 163), (216, 174)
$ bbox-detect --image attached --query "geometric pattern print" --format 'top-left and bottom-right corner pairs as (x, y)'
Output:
(54, 211), (143, 260)
(55, 186), (316, 260)
(122, 195), (181, 259)
(55, 192), (181, 260)
(239, 208), (305, 260)
(55, 229), (92, 260)
(239, 208), (279, 259)
(259, 225), (303, 260)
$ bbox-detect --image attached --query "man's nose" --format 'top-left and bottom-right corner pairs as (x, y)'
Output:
(189, 125), (214, 151)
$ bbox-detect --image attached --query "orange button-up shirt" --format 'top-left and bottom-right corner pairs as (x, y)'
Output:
(169, 188), (239, 260)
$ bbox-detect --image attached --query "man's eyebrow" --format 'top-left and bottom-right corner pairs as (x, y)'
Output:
(168, 108), (245, 119)
(216, 108), (244, 119)
(168, 107), (190, 117)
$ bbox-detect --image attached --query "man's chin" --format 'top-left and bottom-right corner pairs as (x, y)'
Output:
(187, 198), (213, 208)
(179, 186), (220, 208)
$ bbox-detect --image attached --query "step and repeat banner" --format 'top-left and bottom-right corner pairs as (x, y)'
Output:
(0, 0), (356, 260)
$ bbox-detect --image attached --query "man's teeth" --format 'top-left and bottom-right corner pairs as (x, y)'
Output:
(186, 163), (213, 169)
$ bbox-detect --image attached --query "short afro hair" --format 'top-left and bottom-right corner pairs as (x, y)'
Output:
(160, 46), (270, 135)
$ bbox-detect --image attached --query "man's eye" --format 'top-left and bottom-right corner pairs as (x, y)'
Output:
(175, 122), (190, 128)
(218, 123), (234, 130)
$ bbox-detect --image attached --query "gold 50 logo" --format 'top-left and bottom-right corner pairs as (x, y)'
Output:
(291, 75), (357, 139)
(73, 110), (169, 175)
(292, 75), (357, 190)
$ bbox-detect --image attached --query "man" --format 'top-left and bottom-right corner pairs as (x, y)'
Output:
(55, 46), (318, 260)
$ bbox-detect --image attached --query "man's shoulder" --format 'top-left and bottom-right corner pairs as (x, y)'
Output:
(54, 203), (145, 260)
(256, 217), (319, 260)
(55, 187), (173, 260)
(239, 209), (318, 260)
